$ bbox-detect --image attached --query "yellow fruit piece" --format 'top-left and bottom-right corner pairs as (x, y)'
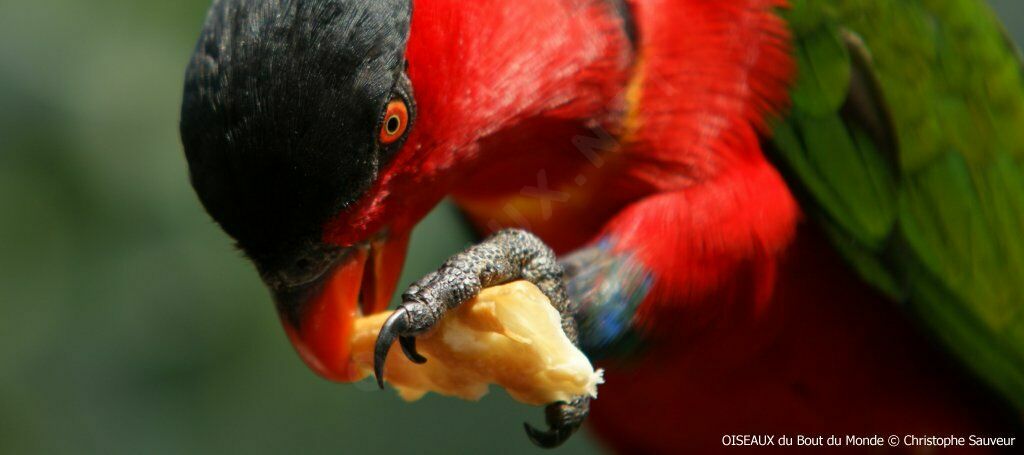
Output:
(349, 281), (602, 406)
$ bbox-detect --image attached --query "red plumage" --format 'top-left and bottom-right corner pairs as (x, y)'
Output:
(326, 0), (632, 246)
(324, 0), (1010, 451)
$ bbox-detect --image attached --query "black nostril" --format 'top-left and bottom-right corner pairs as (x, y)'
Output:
(294, 258), (312, 272)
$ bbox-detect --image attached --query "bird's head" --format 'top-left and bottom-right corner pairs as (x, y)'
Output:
(180, 0), (429, 382)
(181, 0), (631, 382)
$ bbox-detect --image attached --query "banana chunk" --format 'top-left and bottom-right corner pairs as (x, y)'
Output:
(349, 281), (602, 405)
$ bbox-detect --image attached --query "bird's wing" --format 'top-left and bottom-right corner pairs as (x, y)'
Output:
(769, 0), (1024, 409)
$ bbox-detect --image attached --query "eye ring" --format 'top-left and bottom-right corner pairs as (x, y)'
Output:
(379, 99), (409, 144)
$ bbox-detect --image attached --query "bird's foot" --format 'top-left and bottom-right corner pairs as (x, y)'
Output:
(524, 397), (590, 448)
(372, 229), (586, 448)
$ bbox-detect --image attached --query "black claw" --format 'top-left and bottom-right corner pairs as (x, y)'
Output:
(399, 336), (427, 364)
(374, 307), (409, 389)
(523, 423), (574, 449)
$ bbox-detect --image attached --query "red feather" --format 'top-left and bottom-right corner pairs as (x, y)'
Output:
(325, 0), (633, 245)
(322, 0), (1014, 450)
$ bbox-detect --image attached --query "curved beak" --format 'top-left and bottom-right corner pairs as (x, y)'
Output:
(268, 230), (411, 382)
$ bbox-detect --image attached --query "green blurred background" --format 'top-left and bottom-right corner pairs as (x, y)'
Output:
(0, 1), (1020, 453)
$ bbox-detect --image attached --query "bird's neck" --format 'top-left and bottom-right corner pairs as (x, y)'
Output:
(405, 0), (635, 168)
(327, 0), (634, 244)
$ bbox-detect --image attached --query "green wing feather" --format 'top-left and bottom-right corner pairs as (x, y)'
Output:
(772, 0), (1024, 409)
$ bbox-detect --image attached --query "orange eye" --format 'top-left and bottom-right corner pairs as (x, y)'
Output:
(379, 99), (408, 144)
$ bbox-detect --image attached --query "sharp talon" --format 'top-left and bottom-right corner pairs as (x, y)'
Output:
(399, 336), (427, 364)
(523, 423), (573, 449)
(374, 307), (409, 389)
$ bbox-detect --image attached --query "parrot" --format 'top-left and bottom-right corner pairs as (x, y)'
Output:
(179, 0), (1024, 451)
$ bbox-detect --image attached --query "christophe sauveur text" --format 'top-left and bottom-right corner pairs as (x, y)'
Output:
(722, 434), (1016, 448)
